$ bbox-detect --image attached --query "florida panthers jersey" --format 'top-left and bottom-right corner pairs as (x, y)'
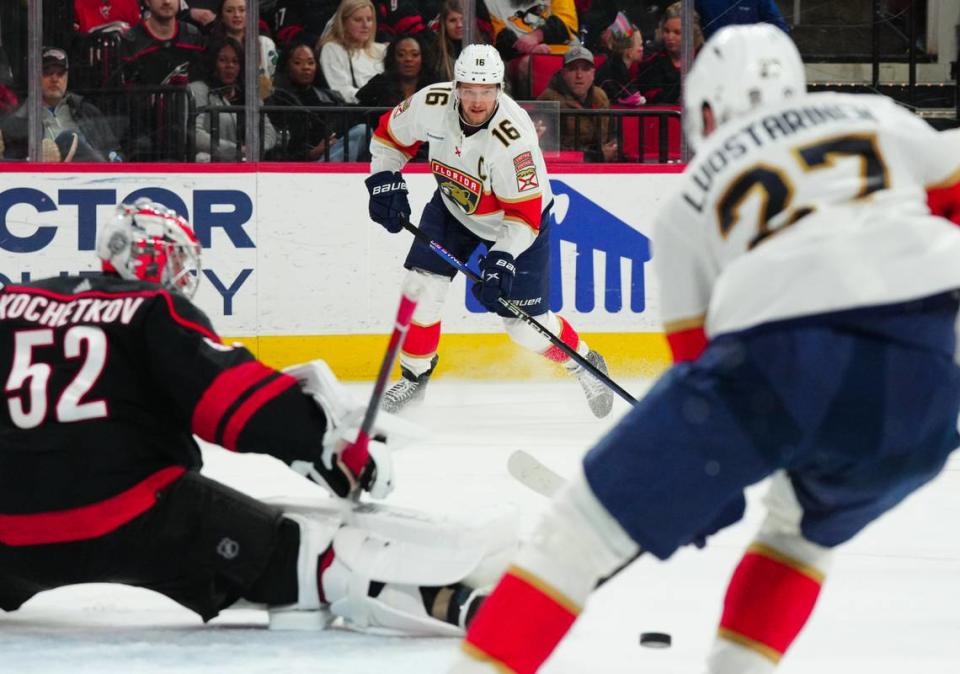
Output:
(371, 83), (552, 258)
(655, 91), (960, 351)
(0, 275), (328, 546)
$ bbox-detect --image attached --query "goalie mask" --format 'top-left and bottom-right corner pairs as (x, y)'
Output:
(96, 199), (202, 298)
(684, 24), (806, 150)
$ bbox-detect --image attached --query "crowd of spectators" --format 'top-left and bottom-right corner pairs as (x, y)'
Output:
(0, 0), (791, 163)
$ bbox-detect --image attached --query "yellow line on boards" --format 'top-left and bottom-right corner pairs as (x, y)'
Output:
(223, 333), (673, 381)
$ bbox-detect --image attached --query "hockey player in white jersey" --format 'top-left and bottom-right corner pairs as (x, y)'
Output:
(365, 43), (613, 418)
(448, 25), (960, 674)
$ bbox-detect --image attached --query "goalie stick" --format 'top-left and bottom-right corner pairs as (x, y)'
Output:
(506, 450), (649, 594)
(401, 218), (636, 406)
(340, 280), (421, 493)
(507, 449), (566, 498)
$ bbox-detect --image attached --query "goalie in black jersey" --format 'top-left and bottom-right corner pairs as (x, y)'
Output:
(0, 199), (513, 633)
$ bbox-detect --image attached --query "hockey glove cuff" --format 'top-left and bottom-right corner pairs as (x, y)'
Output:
(365, 170), (410, 233)
(472, 250), (516, 312)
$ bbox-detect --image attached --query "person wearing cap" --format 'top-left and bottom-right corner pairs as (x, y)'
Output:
(0, 47), (122, 162)
(537, 45), (618, 162)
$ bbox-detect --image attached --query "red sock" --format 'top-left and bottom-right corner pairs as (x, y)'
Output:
(541, 316), (580, 364)
(717, 543), (825, 663)
(463, 566), (580, 674)
(402, 321), (441, 360)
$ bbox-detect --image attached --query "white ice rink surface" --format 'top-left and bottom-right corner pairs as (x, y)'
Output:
(2, 378), (959, 674)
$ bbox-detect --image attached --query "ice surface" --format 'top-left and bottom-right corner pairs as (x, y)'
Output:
(2, 379), (958, 673)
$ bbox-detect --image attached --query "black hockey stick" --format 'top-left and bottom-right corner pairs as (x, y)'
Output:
(400, 218), (636, 405)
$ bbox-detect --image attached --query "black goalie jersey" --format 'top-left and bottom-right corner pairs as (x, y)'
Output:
(0, 275), (327, 546)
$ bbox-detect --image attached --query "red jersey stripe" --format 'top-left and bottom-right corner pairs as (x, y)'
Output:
(0, 466), (185, 546)
(666, 325), (708, 362)
(501, 195), (542, 231)
(373, 109), (422, 158)
(222, 373), (298, 449)
(192, 361), (277, 443)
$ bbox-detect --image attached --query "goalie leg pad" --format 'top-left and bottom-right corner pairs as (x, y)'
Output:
(267, 511), (341, 630)
(322, 503), (519, 636)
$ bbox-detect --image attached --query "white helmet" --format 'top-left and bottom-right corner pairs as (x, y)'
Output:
(97, 198), (202, 298)
(454, 43), (504, 85)
(684, 24), (806, 150)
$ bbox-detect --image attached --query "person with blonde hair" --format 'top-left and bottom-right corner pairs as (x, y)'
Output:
(432, 0), (465, 82)
(318, 0), (386, 103)
(633, 0), (702, 105)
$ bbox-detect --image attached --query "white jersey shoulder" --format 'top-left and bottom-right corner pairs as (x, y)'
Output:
(655, 91), (960, 337)
(372, 84), (551, 256)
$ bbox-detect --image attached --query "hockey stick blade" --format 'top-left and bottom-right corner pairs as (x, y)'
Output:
(507, 450), (566, 498)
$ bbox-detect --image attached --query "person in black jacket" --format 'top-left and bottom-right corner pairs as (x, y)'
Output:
(267, 42), (365, 161)
(356, 33), (437, 107)
(1, 46), (123, 161)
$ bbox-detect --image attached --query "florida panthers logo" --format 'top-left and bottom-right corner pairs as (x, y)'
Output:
(432, 160), (483, 214)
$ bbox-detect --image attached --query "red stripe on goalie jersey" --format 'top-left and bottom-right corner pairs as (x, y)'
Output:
(718, 544), (824, 662)
(192, 361), (296, 449)
(0, 466), (185, 546)
(222, 373), (298, 448)
(463, 566), (579, 674)
(373, 108), (423, 158)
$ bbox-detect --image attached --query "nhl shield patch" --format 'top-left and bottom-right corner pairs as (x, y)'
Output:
(432, 160), (483, 214)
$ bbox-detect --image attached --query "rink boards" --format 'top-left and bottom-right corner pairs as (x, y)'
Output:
(0, 163), (684, 379)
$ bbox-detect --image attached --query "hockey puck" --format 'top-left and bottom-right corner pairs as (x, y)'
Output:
(639, 632), (672, 648)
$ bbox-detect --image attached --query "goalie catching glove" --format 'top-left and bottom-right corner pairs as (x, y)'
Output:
(284, 359), (418, 499)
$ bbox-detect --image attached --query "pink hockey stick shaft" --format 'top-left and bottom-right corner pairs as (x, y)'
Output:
(340, 288), (419, 476)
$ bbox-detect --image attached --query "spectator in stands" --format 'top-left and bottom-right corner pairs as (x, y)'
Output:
(537, 44), (617, 162)
(695, 0), (789, 39)
(430, 0), (464, 81)
(208, 0), (279, 99)
(356, 33), (436, 106)
(270, 0), (340, 50)
(633, 1), (701, 105)
(268, 42), (365, 161)
(373, 0), (426, 43)
(578, 0), (649, 54)
(594, 11), (645, 105)
(1, 47), (123, 162)
(317, 0), (386, 104)
(74, 0), (142, 33)
(178, 0), (219, 31)
(119, 0), (206, 85)
(189, 37), (277, 161)
(485, 0), (578, 60)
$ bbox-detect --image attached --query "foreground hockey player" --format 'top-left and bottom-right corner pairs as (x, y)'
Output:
(365, 43), (614, 418)
(0, 200), (512, 634)
(448, 25), (960, 673)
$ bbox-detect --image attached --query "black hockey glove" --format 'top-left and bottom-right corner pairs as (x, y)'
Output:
(365, 170), (410, 233)
(473, 250), (516, 312)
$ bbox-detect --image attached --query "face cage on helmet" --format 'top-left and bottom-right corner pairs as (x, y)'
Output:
(130, 237), (202, 299)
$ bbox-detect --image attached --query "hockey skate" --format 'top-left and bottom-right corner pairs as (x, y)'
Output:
(381, 355), (438, 413)
(568, 350), (614, 419)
